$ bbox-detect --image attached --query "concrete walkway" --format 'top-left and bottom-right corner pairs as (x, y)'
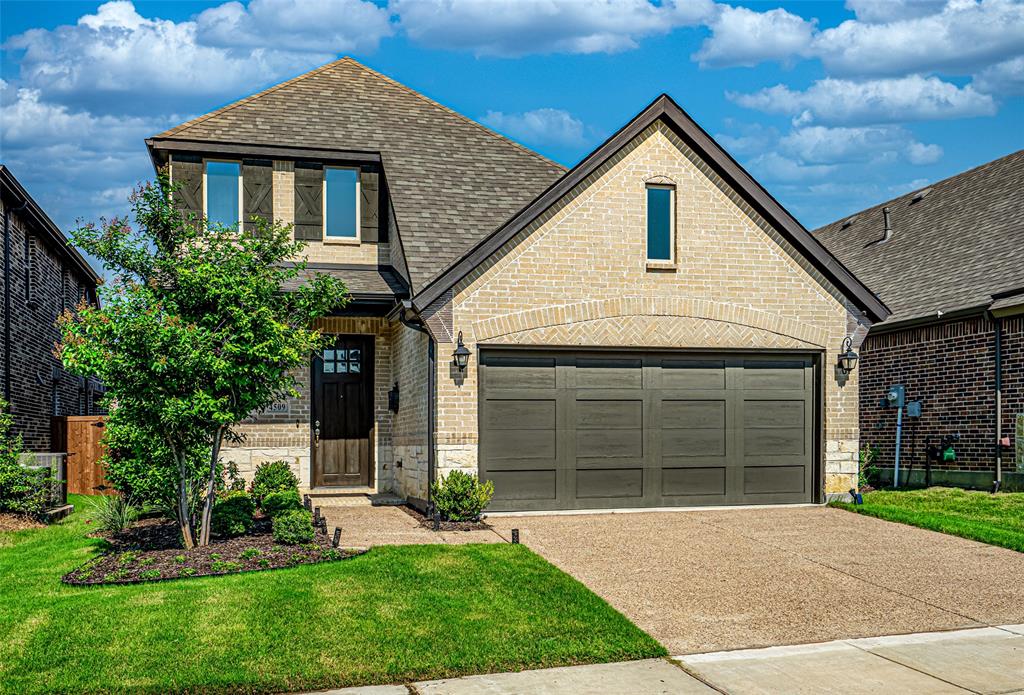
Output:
(314, 625), (1024, 694)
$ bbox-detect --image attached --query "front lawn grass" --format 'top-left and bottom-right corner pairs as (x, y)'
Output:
(0, 495), (664, 694)
(831, 486), (1024, 552)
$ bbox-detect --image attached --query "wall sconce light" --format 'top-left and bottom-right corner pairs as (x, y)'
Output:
(838, 336), (859, 375)
(388, 382), (400, 413)
(453, 331), (472, 372)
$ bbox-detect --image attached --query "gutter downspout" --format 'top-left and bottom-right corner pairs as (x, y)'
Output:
(398, 301), (436, 511)
(994, 315), (1003, 490)
(3, 192), (30, 405)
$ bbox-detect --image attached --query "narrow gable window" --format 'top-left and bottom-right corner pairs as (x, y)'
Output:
(204, 161), (241, 229)
(646, 184), (674, 262)
(324, 167), (359, 239)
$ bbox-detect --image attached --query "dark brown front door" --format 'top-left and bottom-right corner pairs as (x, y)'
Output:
(312, 335), (374, 487)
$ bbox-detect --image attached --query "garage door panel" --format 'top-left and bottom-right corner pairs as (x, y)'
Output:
(482, 428), (556, 460)
(575, 400), (643, 429)
(744, 465), (806, 494)
(574, 358), (643, 389)
(662, 467), (726, 496)
(744, 400), (804, 428)
(662, 400), (726, 429)
(483, 356), (555, 389)
(489, 470), (557, 500)
(575, 468), (644, 499)
(576, 428), (643, 458)
(662, 428), (726, 456)
(484, 399), (556, 430)
(744, 427), (806, 455)
(661, 360), (726, 389)
(741, 360), (807, 390)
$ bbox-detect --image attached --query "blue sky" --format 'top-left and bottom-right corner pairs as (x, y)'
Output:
(2, 0), (1022, 246)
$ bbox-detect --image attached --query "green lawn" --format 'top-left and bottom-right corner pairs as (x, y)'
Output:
(831, 486), (1024, 552)
(0, 496), (664, 695)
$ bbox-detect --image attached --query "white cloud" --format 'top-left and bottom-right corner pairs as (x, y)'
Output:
(393, 0), (714, 57)
(815, 0), (1024, 78)
(779, 125), (942, 165)
(730, 75), (997, 126)
(745, 152), (838, 183)
(693, 5), (816, 68)
(2, 0), (387, 115)
(481, 108), (586, 147)
(973, 56), (1024, 95)
(843, 0), (947, 24)
(195, 0), (393, 53)
(905, 140), (943, 164)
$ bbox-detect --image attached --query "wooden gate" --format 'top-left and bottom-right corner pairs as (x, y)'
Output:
(52, 416), (112, 495)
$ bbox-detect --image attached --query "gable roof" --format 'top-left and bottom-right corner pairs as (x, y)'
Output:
(412, 94), (890, 323)
(815, 150), (1024, 327)
(148, 57), (566, 291)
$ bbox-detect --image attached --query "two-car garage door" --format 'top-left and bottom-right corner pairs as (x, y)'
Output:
(479, 349), (818, 512)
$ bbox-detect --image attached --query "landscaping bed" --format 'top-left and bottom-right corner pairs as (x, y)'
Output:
(64, 516), (359, 585)
(831, 486), (1024, 552)
(401, 503), (492, 532)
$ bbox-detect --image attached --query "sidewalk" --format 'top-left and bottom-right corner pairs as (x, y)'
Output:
(313, 624), (1024, 694)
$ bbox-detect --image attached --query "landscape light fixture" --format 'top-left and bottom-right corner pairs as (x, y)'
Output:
(453, 331), (472, 371)
(838, 336), (859, 375)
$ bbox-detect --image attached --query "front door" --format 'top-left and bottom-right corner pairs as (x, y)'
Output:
(312, 335), (374, 487)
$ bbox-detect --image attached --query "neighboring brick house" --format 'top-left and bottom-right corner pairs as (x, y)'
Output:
(816, 151), (1024, 490)
(147, 58), (888, 511)
(1, 166), (104, 452)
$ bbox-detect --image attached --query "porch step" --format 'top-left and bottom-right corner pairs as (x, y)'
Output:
(369, 493), (405, 507)
(301, 487), (374, 507)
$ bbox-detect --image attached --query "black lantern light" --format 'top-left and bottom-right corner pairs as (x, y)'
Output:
(838, 336), (859, 375)
(453, 331), (472, 371)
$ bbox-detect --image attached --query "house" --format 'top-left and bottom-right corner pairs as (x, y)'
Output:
(1, 166), (104, 451)
(146, 58), (888, 512)
(816, 151), (1024, 491)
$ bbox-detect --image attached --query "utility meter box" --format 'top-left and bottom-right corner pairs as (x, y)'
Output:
(885, 384), (906, 409)
(906, 400), (922, 417)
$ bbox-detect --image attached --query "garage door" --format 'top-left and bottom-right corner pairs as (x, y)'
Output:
(479, 349), (817, 512)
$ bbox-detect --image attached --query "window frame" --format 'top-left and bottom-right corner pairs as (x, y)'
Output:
(322, 165), (361, 244)
(202, 158), (243, 230)
(645, 183), (676, 264)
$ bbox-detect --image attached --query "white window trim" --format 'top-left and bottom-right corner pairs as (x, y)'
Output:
(202, 159), (243, 229)
(645, 183), (676, 267)
(322, 165), (361, 244)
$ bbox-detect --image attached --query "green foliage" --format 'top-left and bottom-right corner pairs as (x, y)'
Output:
(261, 489), (303, 519)
(431, 470), (495, 522)
(224, 461), (247, 493)
(58, 175), (347, 546)
(0, 398), (53, 517)
(272, 509), (315, 545)
(240, 548), (261, 561)
(88, 495), (139, 535)
(139, 569), (161, 580)
(211, 491), (255, 537)
(210, 560), (244, 574)
(251, 461), (300, 506)
(858, 443), (881, 489)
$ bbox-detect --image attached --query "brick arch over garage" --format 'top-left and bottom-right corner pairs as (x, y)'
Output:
(470, 296), (829, 349)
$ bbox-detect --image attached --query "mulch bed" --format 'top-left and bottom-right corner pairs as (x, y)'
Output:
(400, 504), (492, 532)
(0, 513), (45, 533)
(63, 516), (364, 586)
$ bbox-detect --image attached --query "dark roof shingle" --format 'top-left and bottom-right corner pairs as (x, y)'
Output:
(151, 58), (566, 291)
(814, 150), (1024, 325)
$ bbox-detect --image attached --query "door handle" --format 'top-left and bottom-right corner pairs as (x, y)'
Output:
(314, 420), (320, 446)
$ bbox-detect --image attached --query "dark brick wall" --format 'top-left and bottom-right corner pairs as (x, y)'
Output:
(1, 197), (102, 452)
(859, 316), (1023, 473)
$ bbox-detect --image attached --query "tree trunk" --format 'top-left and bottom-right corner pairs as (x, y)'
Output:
(170, 439), (196, 549)
(198, 426), (224, 547)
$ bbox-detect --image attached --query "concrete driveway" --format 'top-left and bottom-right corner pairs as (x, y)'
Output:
(487, 506), (1024, 654)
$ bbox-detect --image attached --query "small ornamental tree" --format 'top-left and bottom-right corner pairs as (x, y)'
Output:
(59, 175), (347, 547)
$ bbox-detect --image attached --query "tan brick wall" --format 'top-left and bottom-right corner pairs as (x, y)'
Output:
(434, 121), (866, 495)
(390, 321), (430, 499)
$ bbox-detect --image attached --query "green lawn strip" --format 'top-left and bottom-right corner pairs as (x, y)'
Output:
(0, 495), (664, 694)
(830, 487), (1024, 553)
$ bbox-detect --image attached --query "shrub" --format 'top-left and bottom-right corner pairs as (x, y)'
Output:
(89, 495), (139, 534)
(431, 470), (494, 522)
(250, 461), (299, 506)
(0, 399), (54, 517)
(859, 443), (881, 489)
(262, 489), (303, 518)
(211, 490), (255, 537)
(272, 509), (315, 545)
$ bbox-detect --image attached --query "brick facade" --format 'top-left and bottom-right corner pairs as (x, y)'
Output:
(1, 193), (102, 452)
(859, 315), (1024, 476)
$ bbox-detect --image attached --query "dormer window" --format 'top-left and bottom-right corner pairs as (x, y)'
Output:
(324, 167), (360, 240)
(204, 160), (241, 230)
(646, 183), (675, 262)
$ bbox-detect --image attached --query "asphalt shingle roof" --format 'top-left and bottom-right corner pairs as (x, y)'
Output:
(814, 150), (1024, 325)
(152, 58), (566, 292)
(280, 263), (408, 298)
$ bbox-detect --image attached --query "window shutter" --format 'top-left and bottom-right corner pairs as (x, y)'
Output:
(170, 155), (203, 219)
(359, 170), (379, 243)
(242, 159), (273, 232)
(294, 162), (323, 241)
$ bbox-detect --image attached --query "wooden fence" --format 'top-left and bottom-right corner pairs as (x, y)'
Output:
(52, 416), (112, 495)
